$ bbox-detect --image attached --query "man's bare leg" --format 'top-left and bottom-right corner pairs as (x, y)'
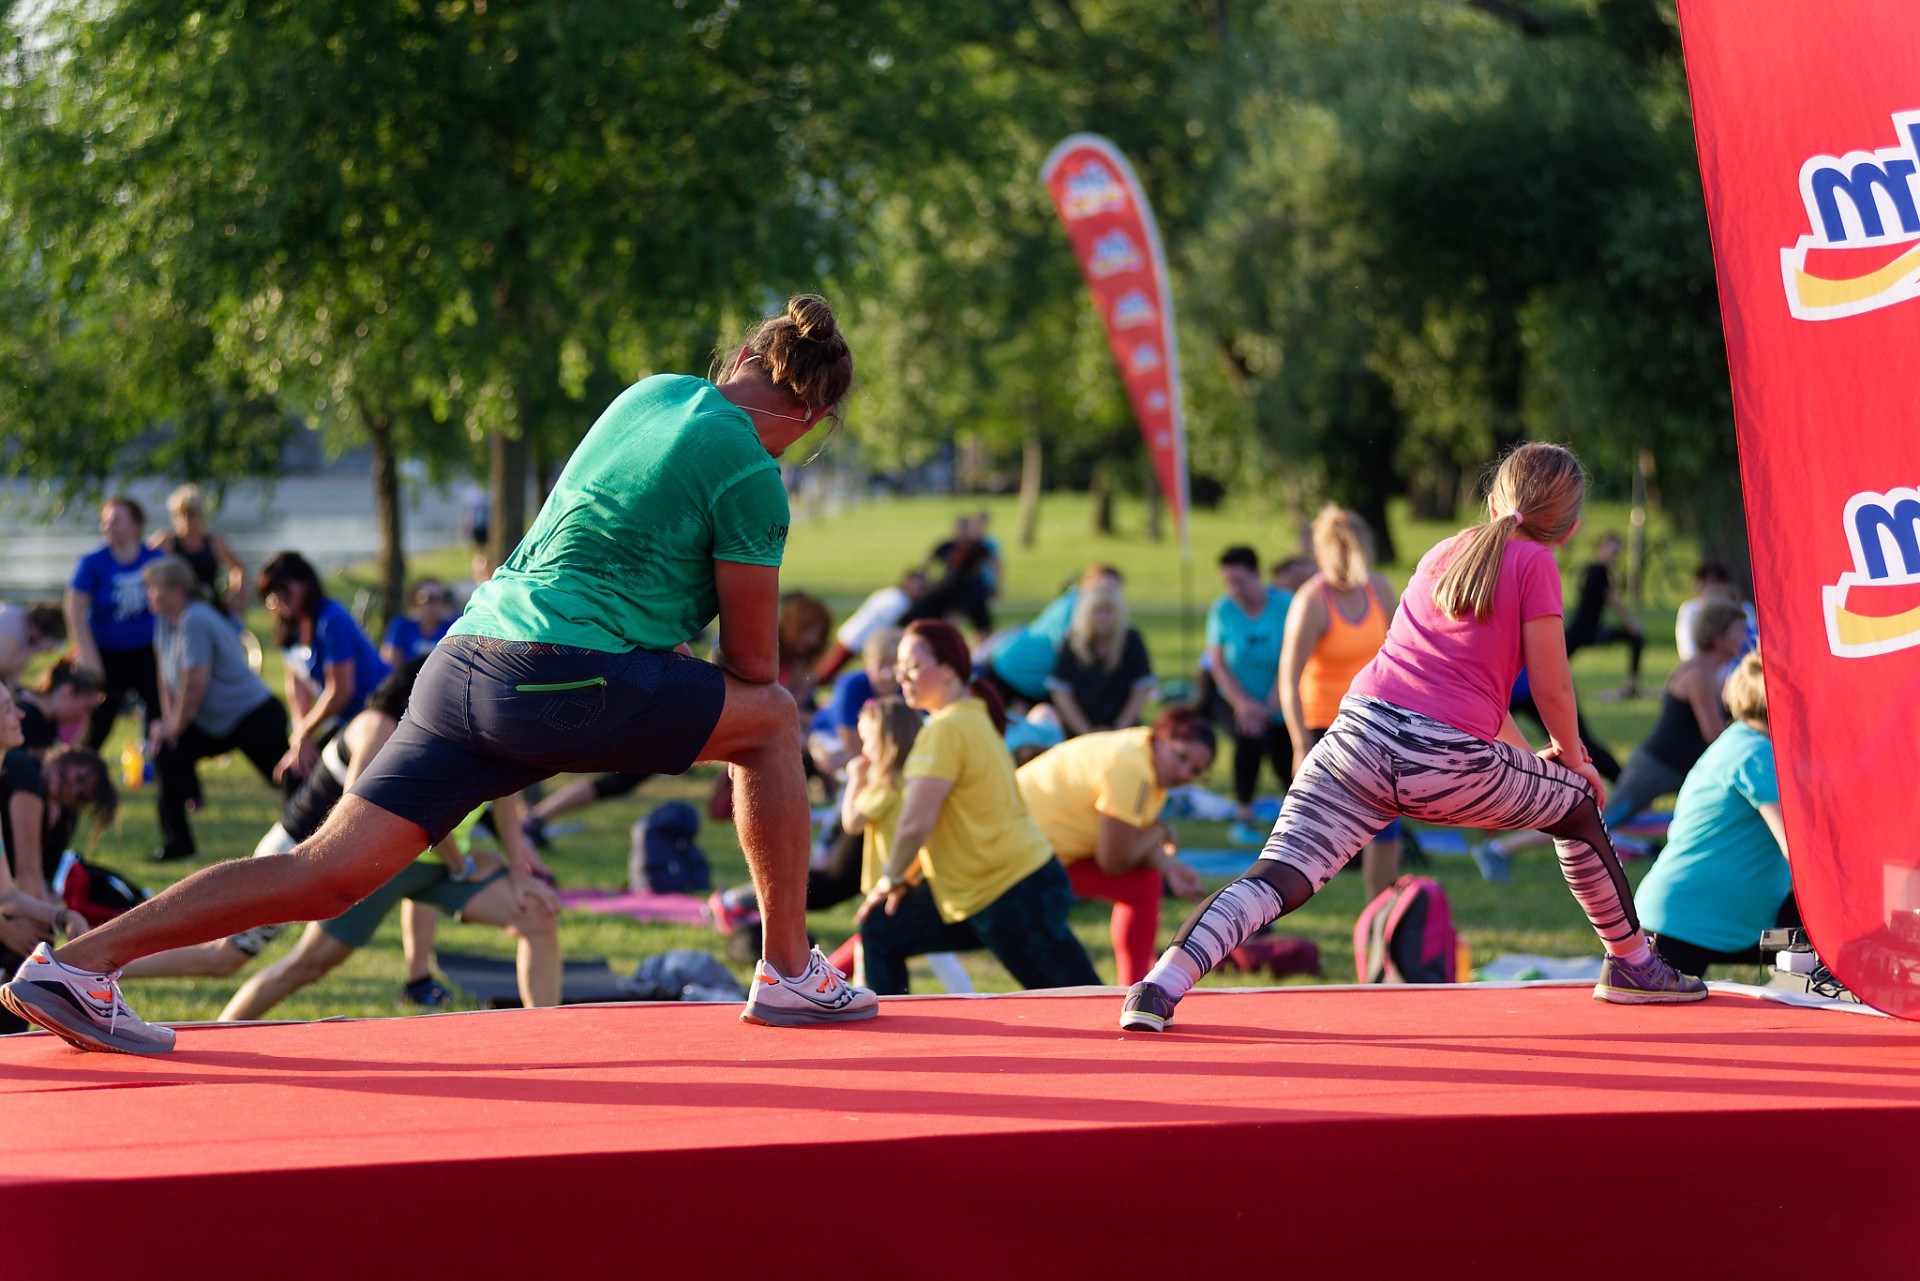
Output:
(219, 924), (355, 1021)
(400, 899), (440, 985)
(56, 798), (427, 974)
(696, 676), (810, 978)
(459, 876), (562, 1007)
(120, 940), (253, 980)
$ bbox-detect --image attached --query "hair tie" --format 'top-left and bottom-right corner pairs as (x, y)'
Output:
(1510, 511), (1525, 528)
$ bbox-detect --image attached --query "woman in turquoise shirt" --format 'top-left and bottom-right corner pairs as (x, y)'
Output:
(1205, 545), (1294, 844)
(1634, 653), (1798, 977)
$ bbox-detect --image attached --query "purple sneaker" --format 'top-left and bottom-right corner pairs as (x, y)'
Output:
(1593, 945), (1708, 1004)
(1119, 981), (1179, 1032)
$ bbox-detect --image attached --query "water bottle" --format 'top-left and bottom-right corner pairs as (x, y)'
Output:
(120, 739), (145, 790)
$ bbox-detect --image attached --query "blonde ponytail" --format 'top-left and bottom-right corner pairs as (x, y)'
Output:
(1432, 514), (1522, 622)
(1431, 442), (1587, 622)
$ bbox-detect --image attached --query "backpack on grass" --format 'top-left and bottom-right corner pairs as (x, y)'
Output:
(1353, 875), (1457, 984)
(630, 801), (711, 895)
(52, 851), (151, 929)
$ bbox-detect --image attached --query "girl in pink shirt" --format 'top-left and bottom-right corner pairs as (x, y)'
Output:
(1119, 444), (1706, 1031)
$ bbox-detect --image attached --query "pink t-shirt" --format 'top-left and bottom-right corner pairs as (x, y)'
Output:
(1348, 533), (1565, 741)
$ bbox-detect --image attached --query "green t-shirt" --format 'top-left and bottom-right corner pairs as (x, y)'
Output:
(451, 375), (789, 653)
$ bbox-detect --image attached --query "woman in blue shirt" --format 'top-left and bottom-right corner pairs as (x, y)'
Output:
(64, 496), (165, 750)
(257, 552), (391, 785)
(1634, 653), (1797, 977)
(380, 578), (459, 666)
(1204, 545), (1294, 844)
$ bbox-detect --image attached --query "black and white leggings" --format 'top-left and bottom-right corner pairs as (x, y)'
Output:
(1175, 695), (1638, 975)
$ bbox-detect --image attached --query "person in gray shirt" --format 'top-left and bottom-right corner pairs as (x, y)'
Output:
(144, 556), (289, 863)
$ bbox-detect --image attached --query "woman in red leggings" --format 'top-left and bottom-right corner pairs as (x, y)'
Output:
(1015, 708), (1215, 984)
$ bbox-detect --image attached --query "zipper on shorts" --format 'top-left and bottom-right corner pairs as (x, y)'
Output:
(515, 677), (609, 693)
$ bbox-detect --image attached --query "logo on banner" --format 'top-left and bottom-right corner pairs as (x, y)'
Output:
(1061, 160), (1127, 220)
(1110, 290), (1157, 329)
(1824, 486), (1920, 657)
(1087, 231), (1143, 279)
(1784, 110), (1920, 320)
(1126, 344), (1162, 376)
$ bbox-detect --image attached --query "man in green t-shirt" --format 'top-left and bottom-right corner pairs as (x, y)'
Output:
(5, 296), (880, 1055)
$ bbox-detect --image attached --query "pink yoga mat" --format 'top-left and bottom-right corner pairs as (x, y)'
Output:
(556, 888), (711, 926)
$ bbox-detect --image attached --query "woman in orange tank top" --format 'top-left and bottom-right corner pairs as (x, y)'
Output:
(1279, 505), (1402, 899)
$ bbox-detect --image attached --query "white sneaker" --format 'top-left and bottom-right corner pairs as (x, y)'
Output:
(740, 947), (878, 1027)
(0, 943), (176, 1055)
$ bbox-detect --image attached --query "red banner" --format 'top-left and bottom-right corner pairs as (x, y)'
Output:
(1680, 1), (1920, 1015)
(1040, 134), (1190, 552)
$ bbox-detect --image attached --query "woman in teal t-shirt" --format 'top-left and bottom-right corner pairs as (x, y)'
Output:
(1204, 544), (1294, 842)
(10, 296), (878, 1055)
(1634, 653), (1798, 977)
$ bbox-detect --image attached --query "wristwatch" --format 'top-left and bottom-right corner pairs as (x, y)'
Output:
(872, 875), (902, 897)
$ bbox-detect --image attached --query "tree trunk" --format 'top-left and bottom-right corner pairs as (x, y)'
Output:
(1406, 458), (1461, 522)
(488, 422), (529, 573)
(364, 405), (406, 627)
(1356, 487), (1396, 568)
(486, 226), (534, 574)
(534, 446), (556, 511)
(1017, 430), (1043, 548)
(1089, 461), (1114, 535)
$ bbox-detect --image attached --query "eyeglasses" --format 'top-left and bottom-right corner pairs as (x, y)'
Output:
(891, 663), (927, 682)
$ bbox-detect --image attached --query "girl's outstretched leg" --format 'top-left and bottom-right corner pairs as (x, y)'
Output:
(1120, 718), (1396, 1031)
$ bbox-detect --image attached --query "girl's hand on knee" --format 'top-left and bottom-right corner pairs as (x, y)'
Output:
(1537, 740), (1607, 808)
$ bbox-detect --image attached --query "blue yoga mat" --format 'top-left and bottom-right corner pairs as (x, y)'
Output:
(1175, 849), (1261, 878)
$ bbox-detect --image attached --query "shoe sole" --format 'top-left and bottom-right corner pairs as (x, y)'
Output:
(1118, 1010), (1170, 1032)
(739, 1001), (879, 1028)
(1592, 985), (1709, 1004)
(0, 983), (175, 1056)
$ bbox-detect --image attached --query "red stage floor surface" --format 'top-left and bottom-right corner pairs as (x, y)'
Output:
(3, 982), (1915, 1280)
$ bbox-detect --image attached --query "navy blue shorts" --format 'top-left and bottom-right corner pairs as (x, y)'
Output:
(349, 636), (726, 844)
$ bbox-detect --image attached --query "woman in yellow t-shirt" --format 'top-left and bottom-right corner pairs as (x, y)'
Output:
(1015, 708), (1215, 985)
(855, 620), (1099, 995)
(1278, 504), (1402, 900)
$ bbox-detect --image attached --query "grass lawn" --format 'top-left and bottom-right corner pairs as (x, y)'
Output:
(56, 491), (1759, 1027)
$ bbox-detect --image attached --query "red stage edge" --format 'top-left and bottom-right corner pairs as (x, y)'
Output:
(4, 1106), (1908, 1279)
(3, 984), (1914, 1279)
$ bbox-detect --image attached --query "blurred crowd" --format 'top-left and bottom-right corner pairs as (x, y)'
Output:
(1, 480), (1792, 1034)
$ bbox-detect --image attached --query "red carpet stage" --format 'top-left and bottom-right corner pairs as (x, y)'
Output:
(3, 983), (1915, 1279)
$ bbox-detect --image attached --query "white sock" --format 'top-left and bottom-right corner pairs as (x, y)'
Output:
(1610, 936), (1653, 965)
(1142, 949), (1199, 1001)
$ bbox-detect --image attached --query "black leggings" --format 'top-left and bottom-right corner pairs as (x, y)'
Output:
(1566, 624), (1645, 682)
(590, 771), (650, 801)
(1655, 897), (1802, 976)
(154, 697), (290, 857)
(1232, 723), (1292, 806)
(807, 826), (865, 911)
(860, 859), (1098, 996)
(1510, 693), (1620, 781)
(84, 645), (161, 750)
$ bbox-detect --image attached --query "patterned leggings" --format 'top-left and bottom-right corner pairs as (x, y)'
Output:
(1174, 695), (1638, 975)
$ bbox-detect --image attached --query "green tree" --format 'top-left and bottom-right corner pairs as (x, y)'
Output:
(1181, 0), (1737, 565)
(1, 0), (964, 613)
